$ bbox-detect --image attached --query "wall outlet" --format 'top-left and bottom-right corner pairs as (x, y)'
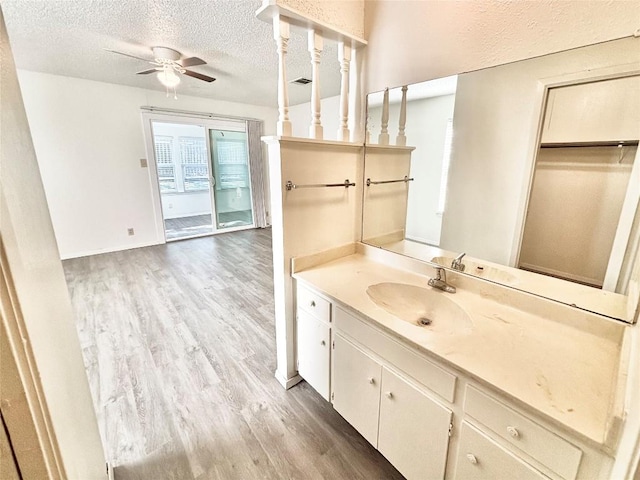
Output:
(140, 158), (148, 168)
(127, 228), (135, 236)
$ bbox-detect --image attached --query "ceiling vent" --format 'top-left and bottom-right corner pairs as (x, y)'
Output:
(290, 77), (312, 85)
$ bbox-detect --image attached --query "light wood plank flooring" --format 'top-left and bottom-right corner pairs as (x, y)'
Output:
(63, 228), (403, 480)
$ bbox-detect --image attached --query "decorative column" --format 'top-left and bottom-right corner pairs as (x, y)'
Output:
(273, 16), (292, 136)
(396, 85), (408, 146)
(337, 41), (352, 142)
(308, 29), (323, 139)
(378, 87), (390, 145)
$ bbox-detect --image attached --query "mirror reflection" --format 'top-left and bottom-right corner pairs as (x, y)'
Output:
(363, 36), (640, 323)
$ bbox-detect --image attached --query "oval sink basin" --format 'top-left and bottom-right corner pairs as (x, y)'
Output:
(366, 282), (472, 334)
(430, 256), (518, 284)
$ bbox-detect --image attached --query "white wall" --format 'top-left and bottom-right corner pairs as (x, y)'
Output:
(1, 9), (106, 477)
(364, 0), (640, 94)
(18, 70), (277, 259)
(289, 95), (342, 141)
(439, 37), (640, 265)
(275, 0), (365, 39)
(369, 94), (456, 245)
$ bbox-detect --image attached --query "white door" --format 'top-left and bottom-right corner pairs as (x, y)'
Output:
(378, 366), (452, 480)
(332, 333), (382, 447)
(297, 310), (330, 401)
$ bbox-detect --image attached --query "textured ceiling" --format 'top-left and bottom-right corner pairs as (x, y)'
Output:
(1, 0), (341, 106)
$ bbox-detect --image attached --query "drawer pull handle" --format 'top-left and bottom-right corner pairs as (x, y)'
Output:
(385, 391), (393, 399)
(320, 340), (326, 346)
(368, 377), (375, 385)
(507, 426), (519, 438)
(466, 453), (478, 465)
(310, 301), (316, 307)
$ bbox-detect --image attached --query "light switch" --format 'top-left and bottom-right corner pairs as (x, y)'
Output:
(140, 158), (148, 168)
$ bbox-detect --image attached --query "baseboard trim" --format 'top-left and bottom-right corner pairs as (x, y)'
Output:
(274, 371), (303, 390)
(107, 462), (115, 480)
(60, 239), (165, 260)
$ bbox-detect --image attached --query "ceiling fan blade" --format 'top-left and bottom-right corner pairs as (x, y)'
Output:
(137, 68), (159, 75)
(179, 57), (206, 68)
(183, 70), (216, 83)
(105, 49), (151, 63)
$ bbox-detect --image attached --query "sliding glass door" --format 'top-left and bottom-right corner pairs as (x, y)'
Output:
(151, 121), (214, 240)
(209, 129), (254, 230)
(147, 116), (256, 241)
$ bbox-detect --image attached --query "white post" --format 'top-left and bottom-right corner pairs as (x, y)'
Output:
(378, 87), (390, 145)
(273, 16), (292, 137)
(308, 29), (323, 139)
(396, 85), (408, 146)
(337, 41), (351, 142)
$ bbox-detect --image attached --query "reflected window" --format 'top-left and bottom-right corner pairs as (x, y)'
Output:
(437, 118), (454, 214)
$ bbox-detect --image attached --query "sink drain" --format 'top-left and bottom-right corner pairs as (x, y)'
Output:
(418, 317), (432, 326)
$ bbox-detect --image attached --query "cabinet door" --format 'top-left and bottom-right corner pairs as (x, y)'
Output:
(378, 367), (452, 480)
(454, 422), (548, 480)
(332, 333), (382, 447)
(297, 310), (330, 401)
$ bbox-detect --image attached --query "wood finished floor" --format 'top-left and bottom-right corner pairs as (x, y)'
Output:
(63, 228), (403, 480)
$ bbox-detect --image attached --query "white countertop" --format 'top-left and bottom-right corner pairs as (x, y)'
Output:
(293, 252), (627, 448)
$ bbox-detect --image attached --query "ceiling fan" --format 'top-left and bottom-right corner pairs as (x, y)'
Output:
(106, 46), (216, 97)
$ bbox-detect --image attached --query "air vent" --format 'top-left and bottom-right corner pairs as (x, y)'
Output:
(290, 77), (312, 85)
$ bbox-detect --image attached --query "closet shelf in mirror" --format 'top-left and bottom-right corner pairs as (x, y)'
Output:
(540, 140), (639, 148)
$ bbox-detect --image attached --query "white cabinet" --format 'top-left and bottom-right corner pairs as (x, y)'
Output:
(296, 284), (602, 480)
(541, 75), (640, 144)
(454, 422), (547, 480)
(297, 310), (330, 400)
(464, 385), (581, 480)
(378, 366), (452, 480)
(333, 333), (452, 480)
(296, 284), (331, 401)
(332, 333), (382, 446)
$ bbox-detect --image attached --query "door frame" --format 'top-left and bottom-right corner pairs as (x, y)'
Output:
(141, 111), (255, 243)
(510, 62), (640, 280)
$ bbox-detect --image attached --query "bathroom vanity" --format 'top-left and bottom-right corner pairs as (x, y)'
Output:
(292, 245), (627, 480)
(263, 35), (640, 480)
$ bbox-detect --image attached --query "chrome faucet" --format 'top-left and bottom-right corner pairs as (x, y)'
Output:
(428, 267), (456, 293)
(451, 252), (466, 272)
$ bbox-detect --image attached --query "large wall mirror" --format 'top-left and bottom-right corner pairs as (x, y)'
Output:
(362, 36), (640, 324)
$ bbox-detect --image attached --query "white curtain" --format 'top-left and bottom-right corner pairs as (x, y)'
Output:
(247, 120), (268, 228)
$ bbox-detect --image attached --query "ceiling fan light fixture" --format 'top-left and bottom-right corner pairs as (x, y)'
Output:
(157, 67), (180, 88)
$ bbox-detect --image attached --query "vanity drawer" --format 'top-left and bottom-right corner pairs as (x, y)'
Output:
(297, 284), (331, 324)
(334, 306), (456, 402)
(464, 386), (582, 480)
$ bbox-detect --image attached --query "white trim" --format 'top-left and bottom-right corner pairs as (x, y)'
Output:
(60, 239), (165, 260)
(604, 145), (640, 291)
(275, 371), (303, 390)
(140, 106), (262, 123)
(141, 114), (169, 245)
